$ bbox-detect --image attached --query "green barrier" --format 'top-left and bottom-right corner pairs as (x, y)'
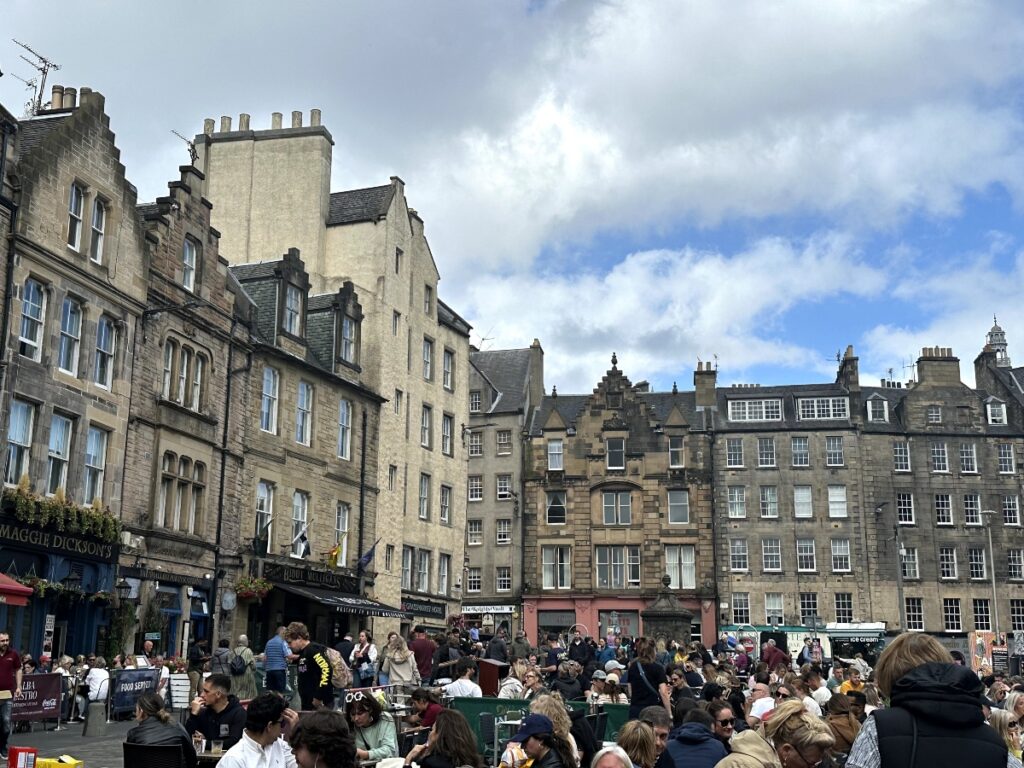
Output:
(602, 703), (630, 740)
(449, 697), (531, 752)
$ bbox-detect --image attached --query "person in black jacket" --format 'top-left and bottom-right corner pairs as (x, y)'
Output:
(184, 674), (246, 750)
(127, 691), (197, 768)
(404, 709), (484, 768)
(285, 621), (334, 709)
(848, 632), (1011, 768)
(510, 714), (577, 768)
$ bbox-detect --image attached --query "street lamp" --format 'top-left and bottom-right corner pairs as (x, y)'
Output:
(876, 502), (907, 631)
(61, 571), (81, 592)
(115, 578), (133, 602)
(982, 510), (1002, 642)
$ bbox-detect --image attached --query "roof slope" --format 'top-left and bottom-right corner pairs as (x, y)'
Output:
(327, 184), (395, 225)
(471, 348), (533, 414)
(16, 114), (70, 158)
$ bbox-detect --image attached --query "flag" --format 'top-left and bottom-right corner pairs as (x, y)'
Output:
(327, 533), (346, 569)
(357, 538), (381, 573)
(292, 524), (310, 559)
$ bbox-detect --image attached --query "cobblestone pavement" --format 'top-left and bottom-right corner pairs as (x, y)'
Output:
(9, 718), (136, 768)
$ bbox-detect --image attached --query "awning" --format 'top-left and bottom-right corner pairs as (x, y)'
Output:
(0, 574), (33, 607)
(272, 582), (411, 619)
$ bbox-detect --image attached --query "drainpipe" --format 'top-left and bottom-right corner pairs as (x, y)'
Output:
(357, 407), (367, 597)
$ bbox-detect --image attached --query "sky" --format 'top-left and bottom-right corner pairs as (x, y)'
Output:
(3, 1), (1024, 394)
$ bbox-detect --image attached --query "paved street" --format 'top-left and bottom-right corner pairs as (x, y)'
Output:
(10, 718), (136, 768)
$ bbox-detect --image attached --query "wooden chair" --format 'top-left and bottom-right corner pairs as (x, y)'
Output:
(122, 742), (186, 768)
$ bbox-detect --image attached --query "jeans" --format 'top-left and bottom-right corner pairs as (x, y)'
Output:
(265, 669), (287, 693)
(0, 698), (11, 749)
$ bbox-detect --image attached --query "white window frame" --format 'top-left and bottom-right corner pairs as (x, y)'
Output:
(438, 554), (450, 595)
(58, 297), (82, 375)
(496, 518), (511, 545)
(760, 486), (778, 518)
(442, 414), (453, 456)
(295, 381), (313, 446)
(831, 538), (851, 572)
(546, 491), (566, 525)
(835, 593), (854, 623)
(943, 598), (962, 632)
(496, 474), (512, 500)
(791, 436), (809, 467)
(466, 567), (482, 593)
(5, 400), (33, 486)
(998, 444), (1016, 474)
(420, 405), (432, 448)
(896, 492), (915, 524)
(730, 539), (748, 572)
(906, 597), (924, 630)
(732, 593), (750, 625)
(443, 349), (454, 390)
(547, 439), (563, 470)
(19, 279), (46, 361)
(335, 501), (350, 563)
(469, 431), (483, 457)
(90, 198), (106, 263)
(606, 438), (625, 469)
(934, 493), (952, 526)
(595, 545), (641, 589)
(418, 473), (431, 520)
(255, 481), (273, 545)
(825, 436), (844, 466)
(939, 547), (958, 579)
(828, 484), (847, 518)
(83, 425), (107, 504)
(667, 490), (690, 524)
(440, 485), (451, 524)
(902, 547), (919, 580)
(416, 549), (431, 592)
(727, 399), (782, 422)
(988, 402), (1008, 425)
(960, 443), (977, 473)
(969, 547), (986, 580)
(1008, 549), (1024, 580)
(542, 545), (571, 589)
(728, 486), (746, 519)
(260, 367), (279, 433)
(726, 438), (743, 467)
(893, 441), (911, 472)
(796, 538), (816, 572)
(867, 398), (888, 422)
(797, 396), (849, 421)
(762, 538), (782, 572)
(341, 315), (356, 363)
(422, 339), (433, 380)
(765, 593), (784, 625)
(666, 544), (696, 589)
(496, 429), (512, 455)
(46, 414), (73, 497)
(496, 566), (512, 592)
(669, 436), (684, 468)
(602, 490), (631, 525)
(964, 493), (982, 526)
(931, 442), (949, 473)
(284, 284), (303, 335)
(927, 405), (942, 424)
(468, 475), (483, 501)
(469, 390), (481, 413)
(67, 183), (84, 251)
(290, 491), (309, 558)
(337, 399), (352, 460)
(467, 520), (483, 546)
(1004, 495), (1021, 526)
(757, 437), (776, 467)
(182, 238), (197, 292)
(794, 485), (813, 518)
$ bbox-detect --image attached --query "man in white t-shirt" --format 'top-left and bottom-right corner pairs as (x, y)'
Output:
(746, 681), (774, 727)
(153, 655), (171, 696)
(443, 657), (482, 698)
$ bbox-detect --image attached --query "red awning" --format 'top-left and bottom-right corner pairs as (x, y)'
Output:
(0, 574), (33, 607)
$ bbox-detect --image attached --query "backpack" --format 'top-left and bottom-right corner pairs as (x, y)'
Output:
(229, 650), (247, 676)
(323, 645), (352, 688)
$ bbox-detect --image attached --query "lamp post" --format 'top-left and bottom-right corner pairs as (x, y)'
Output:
(982, 510), (1002, 642)
(876, 502), (906, 631)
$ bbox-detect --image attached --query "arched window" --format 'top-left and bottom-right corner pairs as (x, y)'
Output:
(162, 340), (178, 399)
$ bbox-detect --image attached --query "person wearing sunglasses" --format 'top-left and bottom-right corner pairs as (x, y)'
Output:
(345, 689), (398, 762)
(717, 700), (833, 768)
(707, 701), (739, 752)
(216, 691), (298, 768)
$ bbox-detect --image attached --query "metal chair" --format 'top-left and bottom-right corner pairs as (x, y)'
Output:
(122, 742), (187, 768)
(590, 711), (607, 743)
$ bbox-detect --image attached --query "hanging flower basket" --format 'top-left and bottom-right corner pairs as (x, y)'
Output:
(234, 575), (272, 600)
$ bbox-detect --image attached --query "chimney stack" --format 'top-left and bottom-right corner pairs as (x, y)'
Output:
(916, 346), (961, 387)
(204, 118), (215, 136)
(271, 112), (283, 129)
(62, 87), (77, 109)
(291, 111), (302, 128)
(310, 109), (321, 126)
(219, 116), (232, 132)
(239, 113), (250, 131)
(51, 85), (64, 109)
(694, 359), (718, 409)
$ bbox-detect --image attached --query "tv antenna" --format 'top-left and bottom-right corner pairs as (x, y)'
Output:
(7, 72), (37, 118)
(171, 129), (199, 165)
(12, 39), (61, 116)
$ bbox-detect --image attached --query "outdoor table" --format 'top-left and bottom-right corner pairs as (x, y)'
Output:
(197, 750), (223, 765)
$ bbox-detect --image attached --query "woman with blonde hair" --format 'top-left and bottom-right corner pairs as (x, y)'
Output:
(380, 633), (420, 689)
(530, 693), (580, 764)
(499, 659), (528, 699)
(616, 720), (657, 768)
(591, 745), (633, 768)
(717, 699), (833, 768)
(990, 710), (1023, 760)
(847, 632), (1010, 768)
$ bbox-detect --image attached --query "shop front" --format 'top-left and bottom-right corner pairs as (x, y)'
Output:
(720, 624), (834, 662)
(0, 503), (119, 657)
(120, 566), (213, 658)
(461, 604), (518, 637)
(245, 561), (409, 649)
(825, 622), (886, 666)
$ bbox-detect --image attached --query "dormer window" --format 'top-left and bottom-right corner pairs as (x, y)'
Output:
(182, 238), (198, 292)
(284, 284), (303, 336)
(606, 438), (625, 469)
(867, 398), (888, 422)
(341, 315), (357, 364)
(927, 405), (942, 424)
(988, 402), (1007, 425)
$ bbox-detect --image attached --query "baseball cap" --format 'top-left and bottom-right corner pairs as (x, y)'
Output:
(606, 673), (620, 685)
(510, 714), (554, 743)
(591, 670), (607, 681)
(605, 660), (626, 672)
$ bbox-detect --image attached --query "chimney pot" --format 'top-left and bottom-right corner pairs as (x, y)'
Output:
(204, 118), (215, 136)
(310, 109), (321, 126)
(272, 112), (283, 129)
(50, 85), (64, 109)
(239, 113), (250, 131)
(220, 116), (232, 132)
(62, 87), (77, 109)
(291, 110), (302, 128)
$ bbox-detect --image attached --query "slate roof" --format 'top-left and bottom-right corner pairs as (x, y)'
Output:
(327, 184), (395, 225)
(471, 349), (533, 414)
(16, 114), (69, 158)
(231, 261), (279, 281)
(438, 299), (471, 336)
(530, 394), (589, 436)
(308, 294), (338, 312)
(137, 202), (162, 219)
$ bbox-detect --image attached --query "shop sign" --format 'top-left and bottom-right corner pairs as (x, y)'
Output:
(463, 605), (515, 614)
(0, 521), (117, 562)
(110, 669), (161, 716)
(401, 597), (447, 618)
(12, 673), (61, 721)
(263, 562), (358, 593)
(121, 567), (209, 588)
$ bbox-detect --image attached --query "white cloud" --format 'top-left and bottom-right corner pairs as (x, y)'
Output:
(467, 232), (885, 391)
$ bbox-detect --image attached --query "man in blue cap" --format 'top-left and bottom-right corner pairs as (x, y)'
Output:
(510, 714), (575, 768)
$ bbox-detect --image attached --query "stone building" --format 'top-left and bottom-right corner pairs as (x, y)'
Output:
(195, 111), (470, 639)
(463, 341), (545, 636)
(121, 163), (249, 656)
(0, 87), (147, 656)
(225, 248), (390, 645)
(522, 356), (718, 646)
